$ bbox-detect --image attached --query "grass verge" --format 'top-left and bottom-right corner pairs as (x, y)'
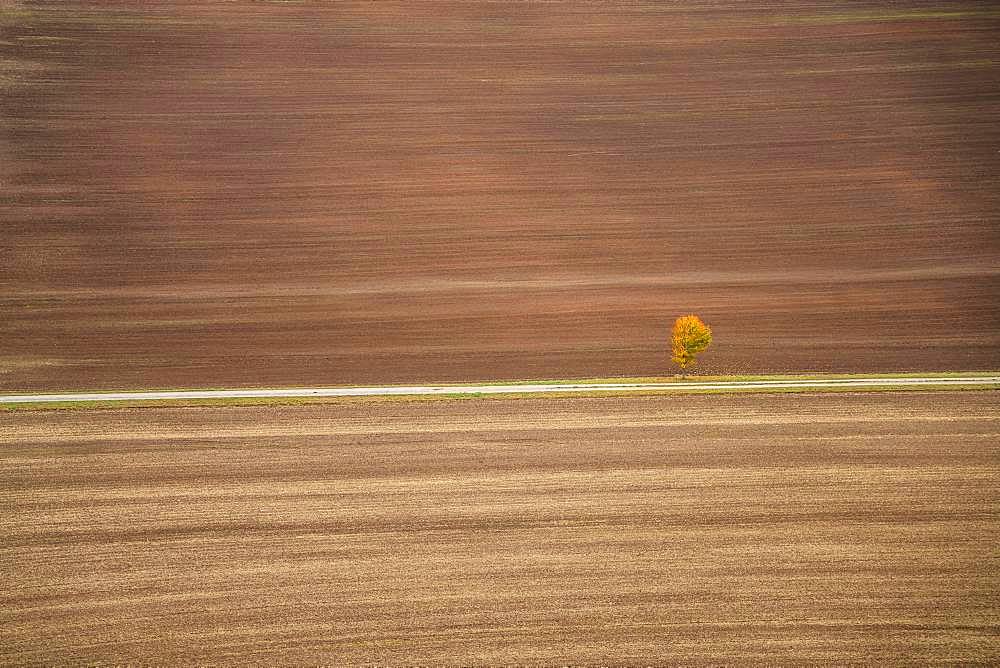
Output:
(2, 376), (998, 411)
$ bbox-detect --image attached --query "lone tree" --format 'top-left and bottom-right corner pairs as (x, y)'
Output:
(671, 315), (712, 376)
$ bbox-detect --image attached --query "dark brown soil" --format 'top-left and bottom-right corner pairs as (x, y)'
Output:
(2, 391), (998, 664)
(3, 3), (999, 390)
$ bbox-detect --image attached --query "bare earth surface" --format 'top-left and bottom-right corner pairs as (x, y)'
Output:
(3, 391), (998, 664)
(3, 2), (1000, 391)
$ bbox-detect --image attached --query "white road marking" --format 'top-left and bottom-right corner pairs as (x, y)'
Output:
(0, 377), (998, 404)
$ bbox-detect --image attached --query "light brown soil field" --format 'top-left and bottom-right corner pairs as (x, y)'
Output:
(3, 2), (999, 391)
(2, 391), (998, 664)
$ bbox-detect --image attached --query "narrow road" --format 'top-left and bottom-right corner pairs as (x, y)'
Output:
(1, 376), (997, 404)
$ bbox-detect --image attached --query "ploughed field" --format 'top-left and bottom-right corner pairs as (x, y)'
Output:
(3, 391), (998, 664)
(3, 2), (1000, 391)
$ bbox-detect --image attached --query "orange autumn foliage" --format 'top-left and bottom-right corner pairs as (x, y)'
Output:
(671, 315), (712, 373)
